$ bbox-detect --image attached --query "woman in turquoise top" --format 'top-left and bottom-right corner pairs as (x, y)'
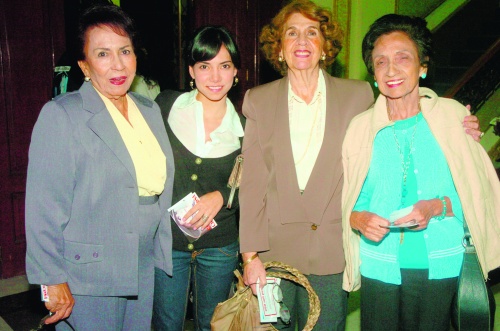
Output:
(344, 14), (496, 331)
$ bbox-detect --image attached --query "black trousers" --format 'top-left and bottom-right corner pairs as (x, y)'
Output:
(361, 269), (457, 331)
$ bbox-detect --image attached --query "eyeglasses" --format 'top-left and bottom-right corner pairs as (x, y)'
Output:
(272, 284), (291, 324)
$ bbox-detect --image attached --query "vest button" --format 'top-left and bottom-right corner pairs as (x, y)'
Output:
(195, 158), (202, 165)
(311, 224), (318, 230)
(191, 174), (198, 181)
(187, 243), (194, 250)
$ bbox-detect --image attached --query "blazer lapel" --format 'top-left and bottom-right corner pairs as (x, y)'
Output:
(273, 77), (305, 199)
(302, 73), (343, 222)
(130, 93), (175, 180)
(82, 82), (137, 183)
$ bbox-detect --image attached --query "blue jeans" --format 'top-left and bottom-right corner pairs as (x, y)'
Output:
(153, 241), (239, 331)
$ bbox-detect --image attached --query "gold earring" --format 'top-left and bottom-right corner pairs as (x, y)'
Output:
(233, 77), (239, 87)
(321, 54), (326, 61)
(278, 55), (284, 62)
(189, 79), (195, 89)
(84, 76), (91, 82)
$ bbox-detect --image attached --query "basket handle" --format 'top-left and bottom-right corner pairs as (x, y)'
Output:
(264, 261), (321, 331)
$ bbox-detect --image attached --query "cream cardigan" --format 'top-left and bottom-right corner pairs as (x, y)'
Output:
(342, 87), (500, 291)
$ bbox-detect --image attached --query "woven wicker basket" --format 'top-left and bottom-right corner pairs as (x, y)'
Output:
(264, 261), (321, 331)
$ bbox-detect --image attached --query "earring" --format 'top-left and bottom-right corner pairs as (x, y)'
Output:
(321, 54), (326, 61)
(84, 76), (91, 82)
(189, 79), (195, 89)
(278, 55), (284, 62)
(421, 73), (427, 79)
(374, 81), (378, 88)
(233, 77), (239, 87)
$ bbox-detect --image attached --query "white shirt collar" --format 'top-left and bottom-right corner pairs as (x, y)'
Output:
(173, 89), (243, 138)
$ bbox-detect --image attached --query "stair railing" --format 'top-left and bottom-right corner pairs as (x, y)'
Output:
(444, 38), (500, 114)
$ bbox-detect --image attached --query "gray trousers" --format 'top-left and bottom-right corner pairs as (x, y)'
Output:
(274, 272), (347, 331)
(56, 201), (161, 331)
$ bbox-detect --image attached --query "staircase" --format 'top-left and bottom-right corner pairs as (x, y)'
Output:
(425, 0), (500, 103)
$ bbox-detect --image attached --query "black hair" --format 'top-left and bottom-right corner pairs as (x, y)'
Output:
(77, 1), (140, 61)
(362, 14), (433, 75)
(186, 26), (240, 69)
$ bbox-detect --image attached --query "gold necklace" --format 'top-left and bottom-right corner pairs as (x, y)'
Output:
(387, 101), (421, 198)
(387, 101), (421, 244)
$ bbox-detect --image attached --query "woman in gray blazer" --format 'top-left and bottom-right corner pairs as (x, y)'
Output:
(24, 3), (174, 330)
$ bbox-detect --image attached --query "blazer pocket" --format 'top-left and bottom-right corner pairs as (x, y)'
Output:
(64, 241), (104, 264)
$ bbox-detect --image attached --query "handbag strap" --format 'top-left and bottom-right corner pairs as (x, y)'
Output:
(462, 217), (478, 255)
(462, 221), (476, 254)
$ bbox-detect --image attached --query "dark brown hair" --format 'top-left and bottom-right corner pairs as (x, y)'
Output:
(77, 2), (139, 61)
(362, 14), (433, 75)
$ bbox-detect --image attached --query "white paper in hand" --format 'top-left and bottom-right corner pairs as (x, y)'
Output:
(257, 277), (282, 323)
(168, 192), (217, 241)
(380, 205), (418, 228)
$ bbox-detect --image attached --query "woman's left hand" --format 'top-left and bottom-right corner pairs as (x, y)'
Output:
(182, 191), (223, 230)
(393, 199), (442, 230)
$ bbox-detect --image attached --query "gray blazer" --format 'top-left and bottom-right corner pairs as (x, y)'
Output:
(25, 82), (174, 296)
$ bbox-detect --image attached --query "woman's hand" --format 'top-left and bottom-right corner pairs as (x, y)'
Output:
(393, 198), (452, 230)
(350, 211), (390, 242)
(183, 191), (223, 230)
(463, 109), (483, 142)
(44, 282), (75, 324)
(241, 252), (266, 295)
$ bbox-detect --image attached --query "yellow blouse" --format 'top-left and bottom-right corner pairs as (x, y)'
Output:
(96, 88), (166, 196)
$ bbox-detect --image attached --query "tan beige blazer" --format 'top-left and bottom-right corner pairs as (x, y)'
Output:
(239, 71), (374, 275)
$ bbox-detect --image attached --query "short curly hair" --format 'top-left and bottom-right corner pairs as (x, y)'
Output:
(362, 14), (433, 75)
(260, 0), (343, 76)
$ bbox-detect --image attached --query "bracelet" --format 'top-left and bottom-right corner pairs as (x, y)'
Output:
(436, 197), (447, 220)
(241, 253), (259, 268)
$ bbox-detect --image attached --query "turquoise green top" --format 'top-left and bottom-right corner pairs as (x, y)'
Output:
(392, 113), (428, 269)
(353, 112), (464, 284)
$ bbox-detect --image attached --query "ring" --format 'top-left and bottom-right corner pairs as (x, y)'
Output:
(201, 214), (209, 222)
(479, 132), (485, 138)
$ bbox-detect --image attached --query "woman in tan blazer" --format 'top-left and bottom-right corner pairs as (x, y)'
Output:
(239, 1), (373, 330)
